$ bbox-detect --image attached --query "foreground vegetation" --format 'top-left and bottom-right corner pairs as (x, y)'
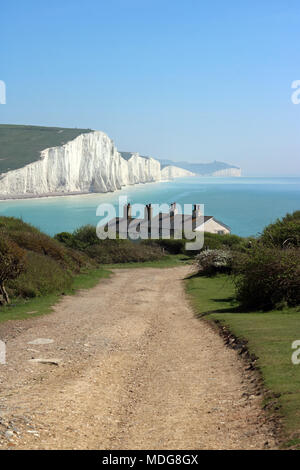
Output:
(188, 210), (300, 448)
(1, 210), (300, 446)
(0, 216), (97, 304)
(0, 218), (171, 306)
(195, 211), (300, 311)
(186, 274), (300, 448)
(1, 211), (299, 313)
(55, 225), (164, 264)
(0, 217), (190, 320)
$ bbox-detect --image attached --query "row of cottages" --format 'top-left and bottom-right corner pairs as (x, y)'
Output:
(106, 203), (231, 238)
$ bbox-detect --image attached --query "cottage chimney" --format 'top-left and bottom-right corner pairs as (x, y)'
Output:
(123, 203), (132, 219)
(170, 202), (178, 216)
(192, 204), (201, 219)
(144, 204), (153, 221)
(158, 212), (163, 235)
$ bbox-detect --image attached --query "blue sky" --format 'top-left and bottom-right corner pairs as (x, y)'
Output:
(1, 0), (300, 175)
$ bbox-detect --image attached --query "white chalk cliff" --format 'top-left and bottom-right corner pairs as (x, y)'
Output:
(211, 168), (242, 177)
(0, 131), (193, 198)
(161, 165), (195, 179)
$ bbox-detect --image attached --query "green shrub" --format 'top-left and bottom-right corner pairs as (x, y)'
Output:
(233, 246), (300, 310)
(85, 239), (163, 264)
(142, 238), (186, 255)
(8, 251), (73, 299)
(260, 211), (300, 248)
(0, 216), (37, 234)
(64, 246), (96, 272)
(0, 235), (27, 304)
(0, 217), (93, 304)
(0, 217), (91, 272)
(9, 227), (91, 273)
(201, 232), (250, 252)
(71, 225), (100, 249)
(54, 231), (74, 246)
(11, 230), (66, 259)
(55, 226), (164, 264)
(195, 249), (233, 276)
(143, 234), (247, 255)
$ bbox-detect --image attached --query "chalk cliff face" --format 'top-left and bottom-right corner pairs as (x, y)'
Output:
(159, 159), (241, 176)
(161, 165), (195, 179)
(211, 168), (242, 177)
(126, 152), (161, 184)
(0, 131), (167, 198)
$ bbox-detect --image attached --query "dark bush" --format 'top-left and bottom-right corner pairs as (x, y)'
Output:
(0, 217), (93, 304)
(85, 239), (163, 264)
(0, 235), (27, 304)
(0, 216), (37, 234)
(54, 232), (74, 245)
(201, 232), (250, 252)
(260, 211), (300, 248)
(10, 230), (91, 272)
(233, 246), (300, 310)
(55, 225), (164, 264)
(8, 251), (73, 299)
(72, 225), (100, 248)
(143, 238), (186, 255)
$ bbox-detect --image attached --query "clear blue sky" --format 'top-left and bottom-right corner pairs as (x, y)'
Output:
(1, 0), (300, 175)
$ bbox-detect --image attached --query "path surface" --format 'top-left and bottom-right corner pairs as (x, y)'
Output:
(0, 266), (275, 449)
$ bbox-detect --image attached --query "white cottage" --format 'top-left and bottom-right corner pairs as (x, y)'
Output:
(106, 203), (231, 238)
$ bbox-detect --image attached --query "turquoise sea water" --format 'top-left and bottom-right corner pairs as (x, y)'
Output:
(0, 177), (299, 237)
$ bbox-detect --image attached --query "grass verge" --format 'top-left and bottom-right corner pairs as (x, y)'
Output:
(185, 273), (300, 448)
(106, 254), (192, 269)
(0, 267), (111, 324)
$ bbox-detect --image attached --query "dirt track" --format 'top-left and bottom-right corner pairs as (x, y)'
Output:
(0, 266), (276, 449)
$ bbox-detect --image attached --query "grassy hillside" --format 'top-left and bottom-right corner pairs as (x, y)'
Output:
(0, 218), (185, 322)
(0, 218), (167, 309)
(0, 216), (96, 301)
(0, 124), (93, 174)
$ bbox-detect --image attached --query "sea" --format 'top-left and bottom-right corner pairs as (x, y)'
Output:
(0, 177), (299, 237)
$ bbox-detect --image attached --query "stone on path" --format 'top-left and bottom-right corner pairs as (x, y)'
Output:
(27, 338), (54, 345)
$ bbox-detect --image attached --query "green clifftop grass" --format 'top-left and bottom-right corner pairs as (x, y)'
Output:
(0, 124), (93, 173)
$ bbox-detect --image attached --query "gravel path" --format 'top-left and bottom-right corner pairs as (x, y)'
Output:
(0, 266), (276, 449)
